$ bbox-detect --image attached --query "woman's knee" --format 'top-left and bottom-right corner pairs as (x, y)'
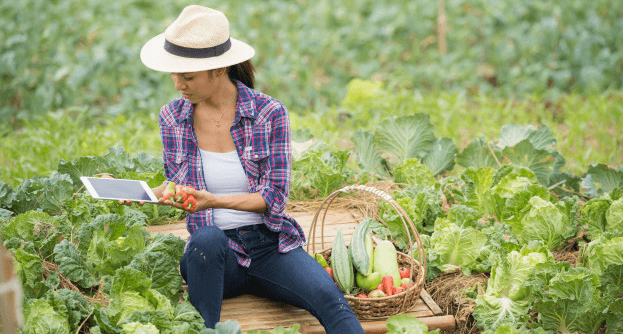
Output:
(186, 226), (229, 260)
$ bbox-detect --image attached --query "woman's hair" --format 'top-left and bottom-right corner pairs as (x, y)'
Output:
(227, 59), (255, 89)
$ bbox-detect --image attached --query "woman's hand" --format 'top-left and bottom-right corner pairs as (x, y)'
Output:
(118, 199), (145, 207)
(159, 186), (213, 213)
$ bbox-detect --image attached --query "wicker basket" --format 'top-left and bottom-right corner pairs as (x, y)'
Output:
(306, 185), (427, 320)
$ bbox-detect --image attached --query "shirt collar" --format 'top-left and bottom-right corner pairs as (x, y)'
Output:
(178, 80), (256, 124)
(179, 98), (193, 124)
(235, 80), (257, 120)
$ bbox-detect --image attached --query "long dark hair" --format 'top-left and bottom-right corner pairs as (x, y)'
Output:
(227, 59), (255, 89)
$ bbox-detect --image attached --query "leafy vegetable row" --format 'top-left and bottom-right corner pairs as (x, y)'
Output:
(369, 160), (623, 332)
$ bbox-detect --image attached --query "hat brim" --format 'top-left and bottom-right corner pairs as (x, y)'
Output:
(140, 33), (255, 73)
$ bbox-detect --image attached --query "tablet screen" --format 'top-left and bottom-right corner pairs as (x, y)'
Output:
(81, 177), (157, 202)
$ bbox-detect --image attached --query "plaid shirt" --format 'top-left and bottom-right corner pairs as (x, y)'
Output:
(159, 80), (306, 267)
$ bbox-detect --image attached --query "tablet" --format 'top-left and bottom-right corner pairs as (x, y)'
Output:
(80, 177), (159, 203)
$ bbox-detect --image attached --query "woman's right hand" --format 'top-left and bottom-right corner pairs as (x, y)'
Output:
(118, 199), (145, 207)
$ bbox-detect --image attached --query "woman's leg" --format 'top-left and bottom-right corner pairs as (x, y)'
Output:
(248, 246), (365, 334)
(179, 226), (247, 328)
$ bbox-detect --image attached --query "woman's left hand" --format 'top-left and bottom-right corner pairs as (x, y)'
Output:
(159, 186), (213, 213)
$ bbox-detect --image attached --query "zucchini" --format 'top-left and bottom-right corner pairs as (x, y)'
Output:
(350, 218), (374, 276)
(373, 240), (402, 287)
(331, 229), (354, 294)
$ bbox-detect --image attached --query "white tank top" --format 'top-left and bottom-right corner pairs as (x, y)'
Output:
(199, 149), (263, 230)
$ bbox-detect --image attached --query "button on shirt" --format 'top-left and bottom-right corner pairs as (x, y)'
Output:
(159, 80), (306, 267)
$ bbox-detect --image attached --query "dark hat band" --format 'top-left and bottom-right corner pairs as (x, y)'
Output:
(164, 38), (231, 59)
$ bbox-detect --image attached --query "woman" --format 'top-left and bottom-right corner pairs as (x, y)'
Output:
(133, 5), (364, 333)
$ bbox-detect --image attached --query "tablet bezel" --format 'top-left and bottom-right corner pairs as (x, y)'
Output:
(80, 176), (159, 203)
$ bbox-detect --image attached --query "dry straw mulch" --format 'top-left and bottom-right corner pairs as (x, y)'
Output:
(426, 270), (489, 334)
(287, 181), (403, 219)
(43, 260), (108, 306)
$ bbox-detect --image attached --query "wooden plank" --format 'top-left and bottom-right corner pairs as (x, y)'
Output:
(218, 292), (444, 332)
(419, 289), (444, 316)
(301, 315), (457, 334)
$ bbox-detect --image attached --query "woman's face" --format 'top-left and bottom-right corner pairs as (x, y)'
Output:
(170, 70), (218, 104)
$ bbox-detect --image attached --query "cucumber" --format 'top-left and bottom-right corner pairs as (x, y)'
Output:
(350, 218), (374, 276)
(373, 240), (402, 287)
(331, 229), (354, 294)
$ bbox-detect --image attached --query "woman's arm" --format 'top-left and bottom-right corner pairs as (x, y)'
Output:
(171, 188), (267, 213)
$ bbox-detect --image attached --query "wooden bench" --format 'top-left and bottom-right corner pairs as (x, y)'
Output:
(147, 210), (456, 333)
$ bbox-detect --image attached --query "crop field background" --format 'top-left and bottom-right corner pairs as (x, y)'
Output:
(1, 0), (623, 333)
(1, 0), (622, 187)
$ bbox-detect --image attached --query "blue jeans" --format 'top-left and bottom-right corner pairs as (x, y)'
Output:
(179, 224), (364, 333)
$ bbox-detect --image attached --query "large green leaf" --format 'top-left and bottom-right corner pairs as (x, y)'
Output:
(129, 251), (184, 304)
(22, 299), (71, 334)
(422, 137), (458, 176)
(585, 164), (623, 196)
(9, 173), (75, 215)
(38, 173), (76, 215)
(57, 156), (108, 189)
(375, 114), (435, 163)
(457, 138), (502, 169)
(351, 129), (389, 177)
(498, 124), (536, 149)
(460, 167), (496, 216)
(0, 180), (15, 209)
(502, 139), (556, 186)
(0, 211), (55, 242)
(527, 125), (557, 151)
(54, 240), (98, 288)
(534, 267), (606, 334)
(430, 223), (487, 271)
(606, 298), (623, 334)
(45, 289), (93, 332)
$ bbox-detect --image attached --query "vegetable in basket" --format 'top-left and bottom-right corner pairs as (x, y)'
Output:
(331, 229), (354, 294)
(373, 240), (402, 287)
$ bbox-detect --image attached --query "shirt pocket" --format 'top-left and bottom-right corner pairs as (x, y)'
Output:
(164, 150), (189, 184)
(241, 122), (271, 179)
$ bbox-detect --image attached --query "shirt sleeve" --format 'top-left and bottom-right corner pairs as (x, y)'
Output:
(256, 103), (292, 227)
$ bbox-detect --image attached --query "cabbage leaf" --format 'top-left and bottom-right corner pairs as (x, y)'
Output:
(509, 196), (575, 250)
(429, 222), (487, 274)
(533, 267), (606, 334)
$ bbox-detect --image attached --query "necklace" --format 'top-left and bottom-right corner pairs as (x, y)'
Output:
(214, 112), (224, 128)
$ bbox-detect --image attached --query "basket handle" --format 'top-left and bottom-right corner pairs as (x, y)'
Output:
(305, 184), (427, 288)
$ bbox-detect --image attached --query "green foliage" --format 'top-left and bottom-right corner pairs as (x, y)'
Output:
(533, 267), (606, 334)
(473, 243), (552, 331)
(428, 221), (488, 275)
(508, 196), (576, 250)
(385, 313), (440, 334)
(290, 141), (352, 200)
(392, 159), (436, 187)
(0, 109), (162, 187)
(4, 0), (623, 123)
(581, 233), (623, 276)
(351, 114), (457, 178)
(22, 299), (71, 334)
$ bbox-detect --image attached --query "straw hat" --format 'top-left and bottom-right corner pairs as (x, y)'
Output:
(140, 5), (255, 73)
